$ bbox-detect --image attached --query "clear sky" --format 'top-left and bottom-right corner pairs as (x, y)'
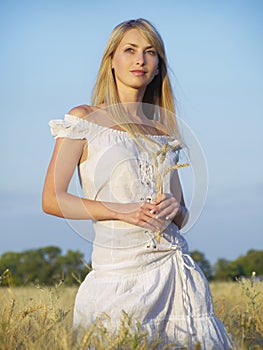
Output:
(0, 0), (262, 265)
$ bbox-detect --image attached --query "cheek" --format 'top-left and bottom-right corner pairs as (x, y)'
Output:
(154, 57), (159, 70)
(112, 54), (128, 71)
(147, 56), (158, 71)
(150, 59), (159, 74)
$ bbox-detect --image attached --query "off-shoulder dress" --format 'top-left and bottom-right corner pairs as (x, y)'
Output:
(49, 114), (234, 349)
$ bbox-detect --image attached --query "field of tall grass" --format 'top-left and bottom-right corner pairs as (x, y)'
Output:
(0, 276), (262, 349)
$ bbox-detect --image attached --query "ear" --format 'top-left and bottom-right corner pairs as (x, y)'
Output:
(155, 67), (159, 76)
(111, 56), (115, 70)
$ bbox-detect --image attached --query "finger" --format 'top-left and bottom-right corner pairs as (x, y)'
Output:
(154, 193), (166, 204)
(156, 206), (176, 219)
(146, 211), (166, 227)
(143, 215), (165, 232)
(140, 202), (158, 212)
(166, 207), (181, 220)
(140, 219), (161, 232)
(158, 206), (181, 221)
(156, 201), (180, 220)
(156, 196), (177, 210)
(140, 203), (160, 219)
(151, 217), (166, 230)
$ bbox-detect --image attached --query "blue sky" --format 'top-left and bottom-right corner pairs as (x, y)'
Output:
(0, 0), (262, 265)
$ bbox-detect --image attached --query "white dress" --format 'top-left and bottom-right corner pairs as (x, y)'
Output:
(49, 114), (234, 349)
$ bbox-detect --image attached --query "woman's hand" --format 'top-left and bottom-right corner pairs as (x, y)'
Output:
(115, 194), (182, 232)
(153, 193), (189, 230)
(154, 193), (181, 222)
(115, 201), (166, 232)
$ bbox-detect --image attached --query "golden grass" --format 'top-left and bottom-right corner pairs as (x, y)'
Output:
(0, 285), (163, 350)
(0, 280), (262, 349)
(210, 279), (263, 349)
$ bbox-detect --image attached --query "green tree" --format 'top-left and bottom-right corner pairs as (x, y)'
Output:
(0, 246), (90, 286)
(213, 258), (239, 281)
(0, 252), (21, 285)
(190, 250), (213, 280)
(213, 250), (263, 281)
(232, 250), (263, 277)
(57, 250), (88, 284)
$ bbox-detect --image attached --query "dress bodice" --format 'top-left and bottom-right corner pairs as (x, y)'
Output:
(50, 114), (180, 204)
(49, 114), (184, 258)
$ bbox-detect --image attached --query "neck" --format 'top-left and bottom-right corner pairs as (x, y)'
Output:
(117, 87), (147, 121)
(122, 103), (146, 123)
(117, 84), (145, 103)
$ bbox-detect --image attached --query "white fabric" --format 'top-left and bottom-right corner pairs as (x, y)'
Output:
(49, 114), (234, 349)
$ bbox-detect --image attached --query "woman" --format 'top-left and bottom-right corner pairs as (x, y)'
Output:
(42, 19), (234, 349)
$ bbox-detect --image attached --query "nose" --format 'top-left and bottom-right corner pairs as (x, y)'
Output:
(135, 51), (145, 66)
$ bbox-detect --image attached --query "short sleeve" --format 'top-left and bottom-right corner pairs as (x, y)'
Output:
(49, 114), (89, 140)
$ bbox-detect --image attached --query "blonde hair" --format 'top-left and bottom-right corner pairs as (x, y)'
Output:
(91, 18), (179, 139)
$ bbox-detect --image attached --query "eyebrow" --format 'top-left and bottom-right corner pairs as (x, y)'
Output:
(124, 43), (155, 50)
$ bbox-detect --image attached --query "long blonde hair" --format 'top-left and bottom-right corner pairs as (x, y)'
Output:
(92, 18), (179, 139)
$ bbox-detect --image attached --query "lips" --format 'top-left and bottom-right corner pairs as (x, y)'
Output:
(130, 70), (146, 76)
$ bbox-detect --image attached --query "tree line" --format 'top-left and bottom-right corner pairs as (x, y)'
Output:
(0, 246), (90, 287)
(0, 246), (262, 286)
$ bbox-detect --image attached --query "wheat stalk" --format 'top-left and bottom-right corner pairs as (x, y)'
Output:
(152, 141), (189, 243)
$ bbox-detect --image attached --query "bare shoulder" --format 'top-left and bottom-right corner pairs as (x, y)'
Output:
(68, 104), (111, 126)
(67, 104), (94, 119)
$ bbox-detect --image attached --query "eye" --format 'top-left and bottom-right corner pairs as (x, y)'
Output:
(146, 50), (156, 56)
(125, 47), (134, 53)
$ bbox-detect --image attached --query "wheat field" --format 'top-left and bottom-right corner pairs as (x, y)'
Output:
(0, 279), (262, 349)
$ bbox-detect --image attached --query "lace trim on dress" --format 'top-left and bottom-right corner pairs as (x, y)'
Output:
(49, 114), (173, 141)
(49, 117), (90, 140)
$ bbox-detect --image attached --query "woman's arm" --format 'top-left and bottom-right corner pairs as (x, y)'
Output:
(42, 136), (163, 232)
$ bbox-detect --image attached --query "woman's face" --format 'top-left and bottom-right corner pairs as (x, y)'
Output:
(111, 29), (159, 96)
